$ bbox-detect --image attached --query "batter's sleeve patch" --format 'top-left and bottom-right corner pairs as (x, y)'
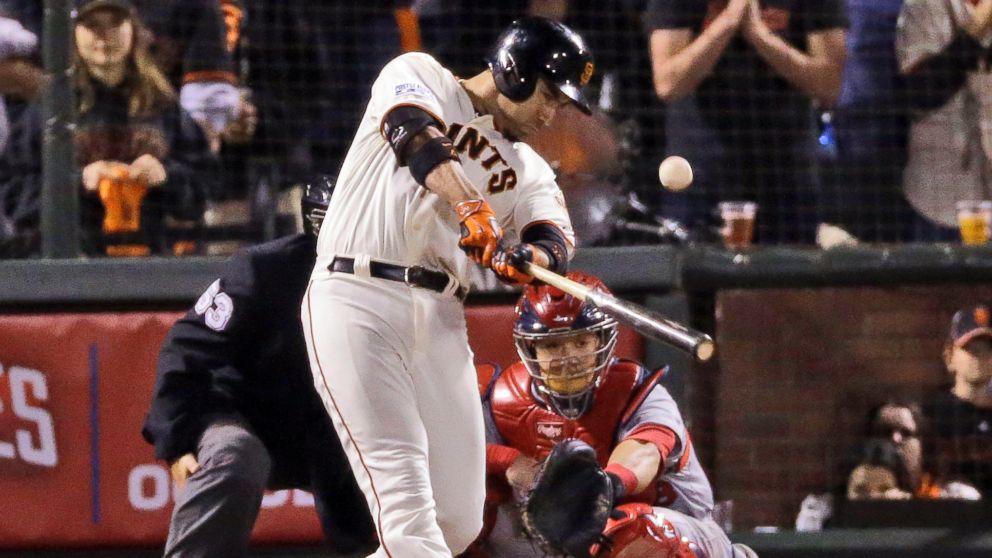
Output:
(394, 82), (436, 101)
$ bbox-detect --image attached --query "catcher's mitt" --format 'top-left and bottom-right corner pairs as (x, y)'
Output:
(520, 439), (616, 558)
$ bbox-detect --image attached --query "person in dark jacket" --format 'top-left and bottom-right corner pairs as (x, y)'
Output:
(0, 0), (217, 257)
(927, 304), (992, 498)
(142, 176), (375, 557)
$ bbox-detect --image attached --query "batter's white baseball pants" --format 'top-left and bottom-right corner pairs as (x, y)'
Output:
(303, 272), (485, 558)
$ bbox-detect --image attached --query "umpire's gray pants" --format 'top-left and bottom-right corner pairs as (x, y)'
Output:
(164, 418), (271, 558)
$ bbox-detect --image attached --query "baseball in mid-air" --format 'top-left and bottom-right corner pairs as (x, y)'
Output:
(658, 156), (693, 191)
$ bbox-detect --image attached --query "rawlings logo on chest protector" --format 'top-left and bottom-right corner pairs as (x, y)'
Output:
(536, 421), (565, 441)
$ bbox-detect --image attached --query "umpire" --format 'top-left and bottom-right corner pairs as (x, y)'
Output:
(142, 177), (375, 557)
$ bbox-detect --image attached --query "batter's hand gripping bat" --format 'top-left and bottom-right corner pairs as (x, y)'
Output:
(522, 263), (715, 362)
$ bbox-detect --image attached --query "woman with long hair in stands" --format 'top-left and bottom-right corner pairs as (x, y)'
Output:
(0, 0), (216, 257)
(71, 0), (217, 255)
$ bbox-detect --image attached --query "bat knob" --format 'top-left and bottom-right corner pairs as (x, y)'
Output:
(695, 338), (715, 362)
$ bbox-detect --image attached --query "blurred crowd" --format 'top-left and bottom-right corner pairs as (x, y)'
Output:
(1, 0), (992, 256)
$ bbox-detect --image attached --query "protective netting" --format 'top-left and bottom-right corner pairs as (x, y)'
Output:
(687, 286), (992, 531)
(3, 1), (990, 258)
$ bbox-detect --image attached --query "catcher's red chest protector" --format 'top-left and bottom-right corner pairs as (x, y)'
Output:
(490, 360), (644, 464)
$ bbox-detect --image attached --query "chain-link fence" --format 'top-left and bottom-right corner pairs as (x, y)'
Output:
(2, 0), (992, 541)
(682, 286), (992, 533)
(4, 1), (991, 258)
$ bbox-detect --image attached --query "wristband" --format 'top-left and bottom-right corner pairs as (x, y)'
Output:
(408, 135), (458, 185)
(605, 462), (639, 500)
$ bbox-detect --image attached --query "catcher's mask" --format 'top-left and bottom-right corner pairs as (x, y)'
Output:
(514, 272), (618, 419)
(301, 175), (335, 238)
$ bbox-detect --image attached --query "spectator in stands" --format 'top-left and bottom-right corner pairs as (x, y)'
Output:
(0, 0), (241, 153)
(0, 11), (44, 256)
(800, 397), (980, 531)
(243, 1), (407, 186)
(645, 0), (847, 244)
(197, 1), (409, 249)
(567, 1), (669, 239)
(939, 305), (992, 416)
(867, 400), (929, 495)
(928, 304), (992, 496)
(896, 0), (992, 240)
(846, 438), (913, 500)
(135, 0), (241, 152)
(74, 0), (217, 255)
(866, 399), (981, 499)
(0, 0), (216, 257)
(523, 1), (670, 248)
(822, 0), (923, 243)
(0, 14), (43, 156)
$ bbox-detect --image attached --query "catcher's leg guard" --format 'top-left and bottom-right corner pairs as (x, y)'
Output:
(593, 503), (700, 558)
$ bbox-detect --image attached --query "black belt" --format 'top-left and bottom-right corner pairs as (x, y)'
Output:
(329, 256), (467, 301)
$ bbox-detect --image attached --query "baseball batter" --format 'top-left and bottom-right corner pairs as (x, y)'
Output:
(471, 272), (756, 558)
(301, 17), (594, 558)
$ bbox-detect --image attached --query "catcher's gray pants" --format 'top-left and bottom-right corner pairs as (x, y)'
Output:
(661, 507), (749, 558)
(164, 418), (271, 558)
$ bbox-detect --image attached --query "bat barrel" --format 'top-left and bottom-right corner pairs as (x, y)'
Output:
(588, 290), (715, 362)
(522, 262), (715, 361)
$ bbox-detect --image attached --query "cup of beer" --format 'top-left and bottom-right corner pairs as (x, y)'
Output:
(956, 200), (992, 245)
(719, 201), (757, 249)
(97, 167), (151, 256)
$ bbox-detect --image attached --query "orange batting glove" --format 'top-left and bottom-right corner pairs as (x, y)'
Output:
(491, 243), (536, 285)
(455, 199), (503, 267)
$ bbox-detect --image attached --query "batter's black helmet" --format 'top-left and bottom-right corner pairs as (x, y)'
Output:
(301, 175), (334, 238)
(488, 17), (595, 115)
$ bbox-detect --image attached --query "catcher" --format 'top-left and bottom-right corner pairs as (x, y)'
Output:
(470, 272), (756, 558)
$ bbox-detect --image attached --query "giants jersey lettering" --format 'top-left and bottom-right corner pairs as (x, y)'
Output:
(313, 52), (574, 285)
(484, 360), (715, 519)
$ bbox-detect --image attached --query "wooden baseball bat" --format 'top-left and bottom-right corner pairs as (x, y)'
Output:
(522, 263), (715, 362)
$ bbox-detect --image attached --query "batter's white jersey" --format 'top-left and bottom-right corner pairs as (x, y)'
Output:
(314, 52), (574, 284)
(305, 52), (576, 558)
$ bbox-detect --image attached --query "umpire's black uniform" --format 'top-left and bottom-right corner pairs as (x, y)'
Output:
(142, 234), (374, 556)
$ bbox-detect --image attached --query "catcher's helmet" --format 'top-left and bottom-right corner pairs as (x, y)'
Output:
(301, 175), (334, 238)
(488, 17), (595, 115)
(514, 272), (618, 419)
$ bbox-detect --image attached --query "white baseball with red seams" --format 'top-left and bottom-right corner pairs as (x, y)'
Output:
(302, 51), (574, 558)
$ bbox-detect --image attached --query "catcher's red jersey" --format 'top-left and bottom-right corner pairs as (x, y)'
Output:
(483, 358), (716, 520)
(488, 359), (652, 465)
(476, 360), (730, 558)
